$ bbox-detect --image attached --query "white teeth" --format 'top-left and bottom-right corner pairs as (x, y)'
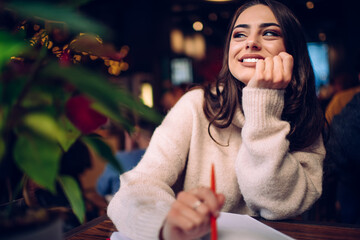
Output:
(243, 58), (259, 63)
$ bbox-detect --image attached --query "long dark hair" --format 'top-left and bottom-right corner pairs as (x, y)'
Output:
(203, 0), (325, 151)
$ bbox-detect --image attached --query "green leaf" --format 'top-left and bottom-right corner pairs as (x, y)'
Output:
(0, 31), (29, 72)
(23, 112), (66, 142)
(21, 89), (53, 108)
(3, 77), (27, 107)
(91, 101), (133, 132)
(58, 175), (85, 223)
(14, 134), (61, 193)
(58, 115), (81, 152)
(82, 134), (124, 174)
(41, 63), (163, 125)
(7, 1), (111, 37)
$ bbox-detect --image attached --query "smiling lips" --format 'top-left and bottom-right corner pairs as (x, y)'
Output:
(243, 58), (260, 63)
(240, 55), (264, 67)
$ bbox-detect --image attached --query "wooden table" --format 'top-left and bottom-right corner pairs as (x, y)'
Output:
(65, 214), (360, 240)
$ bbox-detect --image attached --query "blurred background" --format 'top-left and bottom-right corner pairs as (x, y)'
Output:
(80, 0), (360, 226)
(1, 0), (360, 231)
(79, 0), (360, 112)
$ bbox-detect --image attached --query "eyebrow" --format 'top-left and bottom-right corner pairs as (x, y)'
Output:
(233, 22), (280, 29)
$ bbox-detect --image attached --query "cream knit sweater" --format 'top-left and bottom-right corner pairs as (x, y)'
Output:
(107, 87), (325, 240)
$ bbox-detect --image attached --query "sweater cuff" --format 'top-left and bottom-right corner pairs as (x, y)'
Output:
(134, 202), (170, 240)
(242, 87), (285, 128)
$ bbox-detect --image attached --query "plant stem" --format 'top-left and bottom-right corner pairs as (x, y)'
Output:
(2, 175), (26, 218)
(1, 46), (48, 211)
(2, 45), (47, 136)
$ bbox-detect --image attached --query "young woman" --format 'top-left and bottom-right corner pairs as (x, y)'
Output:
(108, 0), (326, 239)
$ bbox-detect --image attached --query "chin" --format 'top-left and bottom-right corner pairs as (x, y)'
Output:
(232, 74), (251, 85)
(230, 69), (254, 86)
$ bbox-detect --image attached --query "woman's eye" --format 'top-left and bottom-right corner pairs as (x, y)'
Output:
(233, 32), (246, 38)
(263, 30), (280, 37)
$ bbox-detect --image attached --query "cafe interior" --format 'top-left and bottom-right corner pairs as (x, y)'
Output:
(1, 0), (360, 238)
(80, 0), (359, 226)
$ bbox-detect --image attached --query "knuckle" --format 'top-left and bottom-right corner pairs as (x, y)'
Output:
(184, 222), (196, 232)
(273, 55), (281, 61)
(284, 54), (293, 62)
(264, 72), (272, 81)
(199, 203), (211, 215)
(257, 59), (265, 64)
(171, 201), (182, 211)
(264, 57), (271, 63)
(177, 191), (187, 200)
(193, 216), (203, 226)
(273, 73), (283, 83)
(256, 72), (265, 81)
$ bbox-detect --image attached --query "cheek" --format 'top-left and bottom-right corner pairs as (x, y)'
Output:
(271, 42), (286, 55)
(229, 42), (242, 57)
(228, 43), (241, 67)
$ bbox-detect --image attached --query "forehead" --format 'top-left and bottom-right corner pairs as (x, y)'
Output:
(235, 4), (278, 25)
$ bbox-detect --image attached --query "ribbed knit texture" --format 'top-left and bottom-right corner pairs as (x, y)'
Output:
(107, 87), (325, 239)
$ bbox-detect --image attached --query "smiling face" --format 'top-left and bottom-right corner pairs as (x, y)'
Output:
(228, 4), (286, 85)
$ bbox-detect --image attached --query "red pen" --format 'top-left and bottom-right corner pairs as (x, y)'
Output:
(211, 163), (217, 240)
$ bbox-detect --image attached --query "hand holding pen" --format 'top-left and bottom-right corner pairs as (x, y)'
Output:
(160, 165), (224, 240)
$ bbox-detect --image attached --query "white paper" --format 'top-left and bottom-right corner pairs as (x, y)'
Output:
(201, 212), (295, 240)
(110, 212), (295, 240)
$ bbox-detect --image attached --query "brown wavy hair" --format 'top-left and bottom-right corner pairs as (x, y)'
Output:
(203, 0), (325, 151)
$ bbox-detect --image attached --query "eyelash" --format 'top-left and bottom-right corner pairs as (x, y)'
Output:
(232, 30), (281, 39)
(263, 30), (281, 37)
(233, 32), (246, 38)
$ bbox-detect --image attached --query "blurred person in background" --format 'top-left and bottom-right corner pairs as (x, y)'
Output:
(325, 92), (360, 224)
(325, 56), (360, 124)
(96, 120), (155, 202)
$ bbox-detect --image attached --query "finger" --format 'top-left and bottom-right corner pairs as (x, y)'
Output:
(176, 191), (209, 218)
(190, 187), (220, 217)
(255, 59), (265, 81)
(273, 55), (284, 88)
(264, 57), (274, 82)
(216, 193), (226, 207)
(248, 59), (265, 88)
(170, 199), (204, 229)
(279, 52), (293, 83)
(167, 205), (200, 233)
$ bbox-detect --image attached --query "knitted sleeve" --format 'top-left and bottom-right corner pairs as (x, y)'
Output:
(236, 87), (325, 220)
(107, 90), (200, 240)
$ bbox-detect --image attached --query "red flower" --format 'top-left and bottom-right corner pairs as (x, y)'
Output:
(60, 49), (71, 66)
(66, 95), (107, 134)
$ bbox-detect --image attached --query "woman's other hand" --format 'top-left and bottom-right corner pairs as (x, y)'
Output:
(160, 187), (225, 240)
(247, 52), (293, 89)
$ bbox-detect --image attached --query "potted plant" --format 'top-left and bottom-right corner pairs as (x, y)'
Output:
(0, 0), (162, 238)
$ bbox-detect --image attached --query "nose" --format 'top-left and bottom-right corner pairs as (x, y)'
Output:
(246, 36), (261, 50)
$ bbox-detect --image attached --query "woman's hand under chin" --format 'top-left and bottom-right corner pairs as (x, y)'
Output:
(160, 187), (225, 240)
(247, 52), (293, 89)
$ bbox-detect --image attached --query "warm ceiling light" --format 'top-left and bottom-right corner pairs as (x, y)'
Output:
(170, 29), (184, 54)
(306, 1), (314, 9)
(140, 83), (153, 108)
(193, 21), (203, 31)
